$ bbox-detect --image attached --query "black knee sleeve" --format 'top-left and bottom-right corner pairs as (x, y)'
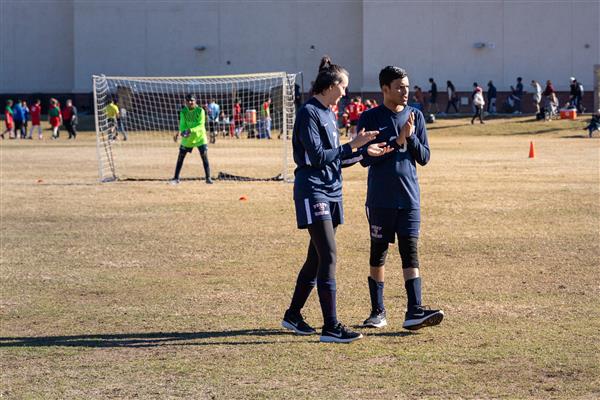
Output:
(370, 241), (389, 267)
(398, 236), (419, 269)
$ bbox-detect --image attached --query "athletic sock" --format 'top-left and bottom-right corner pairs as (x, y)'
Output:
(368, 276), (385, 312)
(405, 277), (422, 309)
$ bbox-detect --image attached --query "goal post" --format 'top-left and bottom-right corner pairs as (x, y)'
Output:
(92, 72), (297, 182)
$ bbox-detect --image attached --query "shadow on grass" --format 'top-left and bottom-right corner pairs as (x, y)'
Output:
(357, 328), (417, 338)
(427, 123), (467, 130)
(504, 127), (569, 135)
(0, 328), (297, 348)
(560, 134), (591, 139)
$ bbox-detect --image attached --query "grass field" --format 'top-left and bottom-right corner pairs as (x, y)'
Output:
(1, 117), (599, 399)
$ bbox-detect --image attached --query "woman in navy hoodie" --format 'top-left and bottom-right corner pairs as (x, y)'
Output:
(281, 56), (380, 343)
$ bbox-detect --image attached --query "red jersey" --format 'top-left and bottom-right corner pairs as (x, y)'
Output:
(61, 106), (74, 121)
(30, 104), (41, 125)
(4, 107), (13, 128)
(233, 103), (242, 123)
(345, 102), (364, 121)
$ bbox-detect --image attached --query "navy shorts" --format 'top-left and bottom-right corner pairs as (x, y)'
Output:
(295, 198), (344, 229)
(366, 206), (420, 242)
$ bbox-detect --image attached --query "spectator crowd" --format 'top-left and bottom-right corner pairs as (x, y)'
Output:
(2, 75), (596, 141)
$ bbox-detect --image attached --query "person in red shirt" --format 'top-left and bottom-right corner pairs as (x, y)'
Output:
(345, 97), (361, 137)
(233, 99), (243, 138)
(2, 99), (14, 140)
(48, 99), (62, 139)
(61, 99), (78, 139)
(341, 112), (350, 136)
(28, 99), (42, 139)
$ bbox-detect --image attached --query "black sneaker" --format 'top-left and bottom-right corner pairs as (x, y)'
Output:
(206, 177), (214, 184)
(402, 306), (444, 331)
(362, 309), (387, 328)
(281, 310), (316, 335)
(320, 323), (363, 343)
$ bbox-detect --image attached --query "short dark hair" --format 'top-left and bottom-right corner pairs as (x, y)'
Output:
(311, 55), (348, 95)
(185, 94), (196, 102)
(379, 66), (407, 88)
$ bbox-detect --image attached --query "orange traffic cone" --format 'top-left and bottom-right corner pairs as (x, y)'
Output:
(529, 141), (535, 158)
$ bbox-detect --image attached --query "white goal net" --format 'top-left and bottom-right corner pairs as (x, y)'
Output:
(92, 72), (297, 182)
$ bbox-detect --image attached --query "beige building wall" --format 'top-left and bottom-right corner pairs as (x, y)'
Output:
(71, 0), (363, 92)
(0, 0), (74, 93)
(363, 0), (599, 92)
(1, 0), (598, 95)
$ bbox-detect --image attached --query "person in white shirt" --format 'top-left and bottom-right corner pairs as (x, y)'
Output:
(471, 83), (485, 124)
(531, 80), (542, 114)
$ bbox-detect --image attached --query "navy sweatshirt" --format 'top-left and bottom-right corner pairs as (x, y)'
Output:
(293, 97), (354, 202)
(358, 105), (430, 209)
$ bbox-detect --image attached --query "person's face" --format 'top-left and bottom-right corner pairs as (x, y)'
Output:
(187, 99), (196, 108)
(383, 76), (410, 106)
(327, 74), (348, 106)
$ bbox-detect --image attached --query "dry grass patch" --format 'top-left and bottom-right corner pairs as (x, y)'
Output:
(1, 117), (599, 399)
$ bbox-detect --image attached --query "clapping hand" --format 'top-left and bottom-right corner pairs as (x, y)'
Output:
(367, 142), (393, 157)
(397, 112), (415, 146)
(349, 128), (378, 149)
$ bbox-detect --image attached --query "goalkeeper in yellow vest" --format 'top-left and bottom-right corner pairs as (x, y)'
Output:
(171, 94), (213, 184)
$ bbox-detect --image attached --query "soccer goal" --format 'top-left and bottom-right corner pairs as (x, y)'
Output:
(92, 72), (297, 182)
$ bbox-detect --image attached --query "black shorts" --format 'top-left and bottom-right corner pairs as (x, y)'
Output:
(350, 120), (358, 126)
(366, 206), (420, 242)
(180, 144), (207, 154)
(295, 198), (344, 229)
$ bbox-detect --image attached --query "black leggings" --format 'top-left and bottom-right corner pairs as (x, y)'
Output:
(472, 106), (484, 123)
(446, 99), (459, 113)
(64, 121), (77, 139)
(288, 219), (338, 327)
(174, 145), (211, 180)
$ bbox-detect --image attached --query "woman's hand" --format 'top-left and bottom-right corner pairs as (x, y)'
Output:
(349, 128), (378, 149)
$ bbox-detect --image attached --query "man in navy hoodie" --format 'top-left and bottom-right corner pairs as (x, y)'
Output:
(357, 66), (444, 331)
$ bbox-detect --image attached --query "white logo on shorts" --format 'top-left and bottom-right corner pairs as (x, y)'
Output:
(370, 225), (383, 239)
(313, 202), (330, 216)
